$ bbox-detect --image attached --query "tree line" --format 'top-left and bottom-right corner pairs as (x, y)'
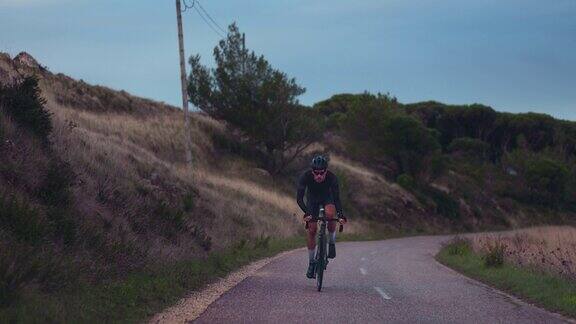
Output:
(187, 24), (576, 209)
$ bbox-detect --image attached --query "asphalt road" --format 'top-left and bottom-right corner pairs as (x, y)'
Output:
(193, 236), (570, 323)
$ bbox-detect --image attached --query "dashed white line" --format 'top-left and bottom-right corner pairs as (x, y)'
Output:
(374, 287), (391, 300)
(360, 267), (367, 275)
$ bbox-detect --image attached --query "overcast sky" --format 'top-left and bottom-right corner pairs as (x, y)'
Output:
(1, 0), (575, 120)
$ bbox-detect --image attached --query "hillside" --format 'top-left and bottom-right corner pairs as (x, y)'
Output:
(316, 93), (576, 229)
(1, 52), (303, 274)
(1, 52), (574, 320)
(0, 52), (384, 307)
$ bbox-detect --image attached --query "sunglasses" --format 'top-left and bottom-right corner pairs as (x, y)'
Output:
(312, 169), (327, 176)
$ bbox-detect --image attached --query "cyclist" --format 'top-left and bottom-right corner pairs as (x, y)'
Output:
(297, 155), (347, 279)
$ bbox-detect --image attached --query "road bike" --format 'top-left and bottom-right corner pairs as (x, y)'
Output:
(312, 205), (343, 292)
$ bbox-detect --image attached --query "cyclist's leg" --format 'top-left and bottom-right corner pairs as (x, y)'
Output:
(325, 203), (337, 259)
(306, 202), (320, 259)
(325, 204), (337, 234)
(306, 202), (320, 278)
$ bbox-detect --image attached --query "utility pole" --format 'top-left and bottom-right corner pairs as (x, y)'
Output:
(176, 0), (193, 166)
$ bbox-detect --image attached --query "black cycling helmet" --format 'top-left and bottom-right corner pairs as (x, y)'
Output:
(310, 155), (328, 170)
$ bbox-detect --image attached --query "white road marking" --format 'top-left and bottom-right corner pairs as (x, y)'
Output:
(374, 287), (391, 300)
(370, 251), (377, 255)
(361, 257), (366, 261)
(360, 267), (367, 275)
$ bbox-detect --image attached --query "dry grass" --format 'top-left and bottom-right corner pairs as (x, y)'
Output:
(43, 91), (314, 258)
(2, 54), (377, 287)
(470, 226), (576, 279)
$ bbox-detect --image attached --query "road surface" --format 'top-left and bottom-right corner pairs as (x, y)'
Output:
(193, 236), (570, 323)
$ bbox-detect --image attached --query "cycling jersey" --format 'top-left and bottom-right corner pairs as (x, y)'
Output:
(296, 170), (343, 218)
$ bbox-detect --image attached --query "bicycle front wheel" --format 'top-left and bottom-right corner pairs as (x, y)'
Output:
(316, 235), (326, 292)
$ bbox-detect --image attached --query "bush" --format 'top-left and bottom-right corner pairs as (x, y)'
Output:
(425, 187), (460, 220)
(483, 242), (506, 267)
(37, 160), (75, 208)
(36, 160), (77, 245)
(325, 112), (345, 130)
(0, 76), (52, 143)
(340, 101), (441, 177)
(446, 237), (471, 256)
(396, 173), (415, 190)
(332, 169), (357, 217)
(156, 201), (186, 238)
(46, 208), (76, 246)
(190, 225), (212, 251)
(183, 192), (195, 212)
(503, 152), (570, 206)
(525, 157), (569, 205)
(448, 137), (490, 161)
(429, 153), (448, 179)
(382, 115), (442, 176)
(0, 194), (45, 245)
(0, 243), (40, 306)
(314, 92), (397, 124)
(0, 111), (5, 139)
(254, 235), (271, 249)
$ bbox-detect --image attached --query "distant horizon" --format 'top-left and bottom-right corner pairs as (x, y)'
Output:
(1, 0), (574, 121)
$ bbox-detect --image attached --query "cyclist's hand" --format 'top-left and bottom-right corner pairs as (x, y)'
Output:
(338, 217), (347, 225)
(303, 215), (313, 223)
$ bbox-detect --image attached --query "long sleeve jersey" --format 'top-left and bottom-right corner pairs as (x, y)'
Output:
(296, 170), (344, 216)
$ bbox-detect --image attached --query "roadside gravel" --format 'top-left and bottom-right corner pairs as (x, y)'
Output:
(149, 248), (304, 323)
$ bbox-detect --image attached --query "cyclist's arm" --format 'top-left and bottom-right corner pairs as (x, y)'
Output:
(296, 174), (308, 214)
(331, 175), (345, 218)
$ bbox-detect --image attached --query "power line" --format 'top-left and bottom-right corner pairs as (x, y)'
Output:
(182, 0), (195, 12)
(193, 5), (225, 38)
(196, 1), (227, 34)
(182, 0), (226, 38)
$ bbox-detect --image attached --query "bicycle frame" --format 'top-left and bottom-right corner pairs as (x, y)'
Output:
(314, 205), (342, 292)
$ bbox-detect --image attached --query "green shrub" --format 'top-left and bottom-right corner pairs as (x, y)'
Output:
(332, 170), (357, 217)
(254, 235), (271, 249)
(503, 152), (570, 206)
(0, 111), (5, 139)
(37, 160), (74, 208)
(484, 242), (506, 267)
(46, 208), (76, 246)
(382, 115), (442, 177)
(0, 76), (52, 143)
(325, 112), (345, 129)
(446, 237), (471, 256)
(339, 101), (441, 177)
(429, 153), (448, 179)
(190, 225), (212, 251)
(156, 201), (186, 239)
(525, 157), (569, 205)
(0, 243), (40, 306)
(425, 187), (460, 220)
(182, 192), (195, 212)
(448, 137), (490, 161)
(0, 194), (45, 245)
(396, 173), (415, 190)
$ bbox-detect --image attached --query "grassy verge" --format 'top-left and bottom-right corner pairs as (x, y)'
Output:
(436, 239), (576, 318)
(0, 228), (397, 323)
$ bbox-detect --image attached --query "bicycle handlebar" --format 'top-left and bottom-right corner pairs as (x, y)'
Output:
(304, 217), (345, 233)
